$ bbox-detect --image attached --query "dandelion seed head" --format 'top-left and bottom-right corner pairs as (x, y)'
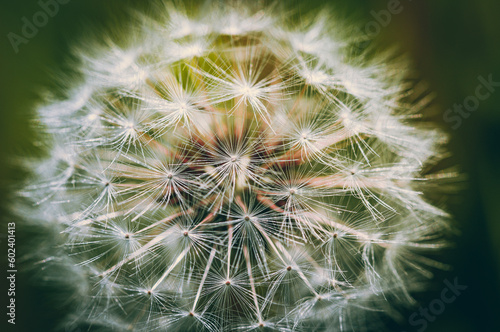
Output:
(23, 2), (454, 331)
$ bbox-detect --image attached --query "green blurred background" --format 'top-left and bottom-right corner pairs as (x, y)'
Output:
(0, 0), (499, 331)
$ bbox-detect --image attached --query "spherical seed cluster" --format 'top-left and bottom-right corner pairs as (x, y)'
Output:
(25, 2), (452, 332)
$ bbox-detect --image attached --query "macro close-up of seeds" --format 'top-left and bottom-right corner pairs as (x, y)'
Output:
(2, 1), (499, 332)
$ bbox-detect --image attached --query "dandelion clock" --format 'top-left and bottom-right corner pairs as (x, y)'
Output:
(20, 1), (455, 331)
